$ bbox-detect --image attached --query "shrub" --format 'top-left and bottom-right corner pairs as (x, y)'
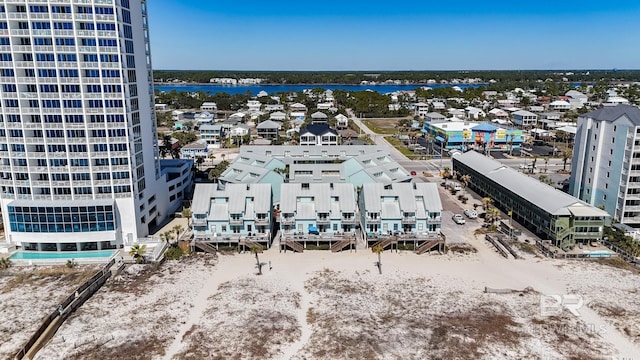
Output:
(164, 246), (184, 260)
(66, 259), (77, 268)
(397, 244), (415, 251)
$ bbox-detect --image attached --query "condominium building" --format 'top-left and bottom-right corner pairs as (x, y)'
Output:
(570, 104), (640, 226)
(0, 0), (192, 251)
(454, 151), (609, 248)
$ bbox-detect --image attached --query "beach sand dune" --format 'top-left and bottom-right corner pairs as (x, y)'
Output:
(31, 240), (640, 359)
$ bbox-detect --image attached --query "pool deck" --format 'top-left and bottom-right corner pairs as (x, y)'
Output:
(8, 249), (122, 266)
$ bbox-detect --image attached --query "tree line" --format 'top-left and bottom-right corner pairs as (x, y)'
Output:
(154, 70), (640, 85)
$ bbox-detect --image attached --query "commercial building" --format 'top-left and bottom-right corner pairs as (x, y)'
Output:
(453, 151), (609, 248)
(570, 104), (640, 227)
(423, 121), (523, 152)
(0, 0), (192, 251)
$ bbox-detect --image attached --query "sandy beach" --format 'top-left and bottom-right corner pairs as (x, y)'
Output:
(4, 235), (629, 360)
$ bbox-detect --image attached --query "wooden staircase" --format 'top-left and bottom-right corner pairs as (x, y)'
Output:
(239, 239), (264, 252)
(331, 238), (355, 253)
(370, 236), (397, 251)
(194, 241), (217, 254)
(415, 239), (445, 255)
(281, 238), (304, 253)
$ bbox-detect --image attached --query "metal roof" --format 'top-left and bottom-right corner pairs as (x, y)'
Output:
(582, 104), (640, 125)
(191, 183), (271, 218)
(279, 183), (356, 216)
(360, 182), (442, 217)
(453, 151), (608, 216)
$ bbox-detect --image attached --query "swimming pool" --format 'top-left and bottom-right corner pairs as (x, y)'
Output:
(10, 250), (116, 260)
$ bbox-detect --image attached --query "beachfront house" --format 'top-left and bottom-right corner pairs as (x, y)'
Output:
(335, 114), (349, 129)
(191, 183), (273, 248)
(359, 182), (443, 249)
(279, 182), (358, 236)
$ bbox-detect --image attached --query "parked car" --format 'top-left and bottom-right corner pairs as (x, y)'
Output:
(410, 170), (417, 176)
(463, 209), (477, 219)
(453, 183), (462, 191)
(452, 214), (466, 225)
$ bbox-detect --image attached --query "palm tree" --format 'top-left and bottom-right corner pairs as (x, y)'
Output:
(173, 224), (184, 241)
(543, 157), (549, 173)
(560, 147), (572, 171)
(482, 197), (494, 210)
(372, 245), (383, 274)
(441, 166), (451, 179)
(0, 257), (12, 270)
(129, 244), (147, 263)
(160, 231), (174, 244)
(460, 174), (471, 194)
(485, 207), (501, 225)
(250, 245), (264, 275)
(195, 156), (205, 170)
(182, 208), (193, 228)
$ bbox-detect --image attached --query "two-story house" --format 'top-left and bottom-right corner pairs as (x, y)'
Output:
(512, 110), (538, 127)
(299, 124), (339, 146)
(256, 120), (281, 139)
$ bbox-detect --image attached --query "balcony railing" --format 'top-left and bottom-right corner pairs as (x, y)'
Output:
(281, 217), (295, 225)
(366, 218), (381, 224)
(341, 218), (357, 224)
(316, 217), (331, 224)
(229, 218), (243, 225)
(401, 217), (416, 224)
(255, 218), (269, 225)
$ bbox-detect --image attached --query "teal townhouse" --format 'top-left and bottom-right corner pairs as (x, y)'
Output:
(191, 183), (273, 248)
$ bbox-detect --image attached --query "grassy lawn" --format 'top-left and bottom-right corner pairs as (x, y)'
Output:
(362, 118), (401, 135)
(385, 137), (414, 156)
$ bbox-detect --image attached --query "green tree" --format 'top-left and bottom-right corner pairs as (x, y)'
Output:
(560, 147), (572, 171)
(173, 224), (184, 241)
(485, 207), (501, 225)
(129, 244), (147, 263)
(0, 257), (12, 270)
(160, 231), (174, 244)
(182, 208), (193, 227)
(196, 156), (205, 170)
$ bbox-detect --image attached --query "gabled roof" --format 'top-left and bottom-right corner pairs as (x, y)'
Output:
(311, 111), (328, 119)
(300, 124), (337, 136)
(512, 110), (537, 117)
(582, 104), (640, 125)
(256, 120), (281, 129)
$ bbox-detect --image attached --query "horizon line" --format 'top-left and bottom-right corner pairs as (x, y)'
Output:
(153, 68), (639, 73)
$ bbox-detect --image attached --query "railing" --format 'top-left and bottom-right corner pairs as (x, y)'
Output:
(401, 217), (416, 224)
(255, 218), (269, 225)
(281, 218), (295, 225)
(229, 218), (243, 225)
(366, 218), (381, 224)
(316, 217), (330, 224)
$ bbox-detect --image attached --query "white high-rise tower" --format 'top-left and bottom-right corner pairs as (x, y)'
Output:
(0, 0), (191, 251)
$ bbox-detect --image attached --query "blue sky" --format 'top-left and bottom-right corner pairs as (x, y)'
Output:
(147, 0), (640, 71)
